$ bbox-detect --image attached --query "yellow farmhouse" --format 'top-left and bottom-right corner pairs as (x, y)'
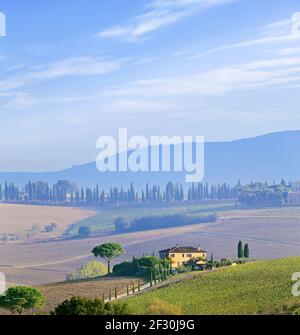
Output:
(159, 244), (207, 268)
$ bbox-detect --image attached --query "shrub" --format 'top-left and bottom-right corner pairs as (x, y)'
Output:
(293, 308), (300, 315)
(105, 301), (132, 315)
(220, 259), (232, 267)
(78, 226), (92, 238)
(235, 258), (254, 265)
(0, 286), (45, 315)
(51, 297), (130, 315)
(113, 261), (139, 276)
(236, 259), (246, 265)
(213, 259), (233, 268)
(138, 256), (160, 271)
(147, 298), (182, 315)
(177, 265), (192, 273)
(67, 261), (107, 281)
(31, 224), (41, 233)
(45, 222), (58, 233)
(113, 217), (130, 232)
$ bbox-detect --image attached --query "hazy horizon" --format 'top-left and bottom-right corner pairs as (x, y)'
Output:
(0, 129), (296, 173)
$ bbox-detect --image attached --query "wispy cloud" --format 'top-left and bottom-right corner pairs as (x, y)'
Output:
(102, 55), (300, 98)
(190, 35), (300, 60)
(4, 64), (26, 72)
(30, 57), (121, 81)
(97, 0), (237, 41)
(0, 57), (121, 93)
(100, 99), (174, 115)
(190, 13), (300, 60)
(5, 93), (38, 110)
(276, 47), (300, 56)
(261, 18), (292, 38)
(134, 57), (156, 65)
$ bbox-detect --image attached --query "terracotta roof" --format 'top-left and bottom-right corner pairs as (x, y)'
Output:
(160, 245), (206, 254)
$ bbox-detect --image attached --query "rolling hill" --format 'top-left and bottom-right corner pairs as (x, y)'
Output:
(125, 257), (300, 315)
(0, 130), (299, 188)
(3, 257), (298, 315)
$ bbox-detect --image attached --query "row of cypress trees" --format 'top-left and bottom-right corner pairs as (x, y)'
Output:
(238, 241), (250, 259)
(0, 180), (239, 206)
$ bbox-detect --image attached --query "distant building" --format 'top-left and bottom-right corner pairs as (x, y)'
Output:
(288, 191), (300, 205)
(159, 245), (207, 268)
(291, 181), (300, 192)
(288, 182), (300, 205)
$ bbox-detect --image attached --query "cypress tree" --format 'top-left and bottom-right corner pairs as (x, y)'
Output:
(244, 243), (249, 258)
(141, 190), (146, 204)
(238, 241), (243, 258)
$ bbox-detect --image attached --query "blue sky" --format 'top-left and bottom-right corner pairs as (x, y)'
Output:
(0, 0), (300, 171)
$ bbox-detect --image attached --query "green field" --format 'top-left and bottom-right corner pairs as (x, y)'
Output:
(126, 258), (300, 315)
(68, 201), (235, 235)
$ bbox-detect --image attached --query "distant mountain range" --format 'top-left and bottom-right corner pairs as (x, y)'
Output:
(0, 131), (299, 189)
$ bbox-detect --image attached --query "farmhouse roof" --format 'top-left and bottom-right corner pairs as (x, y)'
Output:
(160, 245), (206, 254)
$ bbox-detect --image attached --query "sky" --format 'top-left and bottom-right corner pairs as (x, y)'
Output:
(0, 0), (300, 171)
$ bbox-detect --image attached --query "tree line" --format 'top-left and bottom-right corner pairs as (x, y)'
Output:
(114, 214), (217, 233)
(0, 180), (238, 207)
(0, 179), (292, 207)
